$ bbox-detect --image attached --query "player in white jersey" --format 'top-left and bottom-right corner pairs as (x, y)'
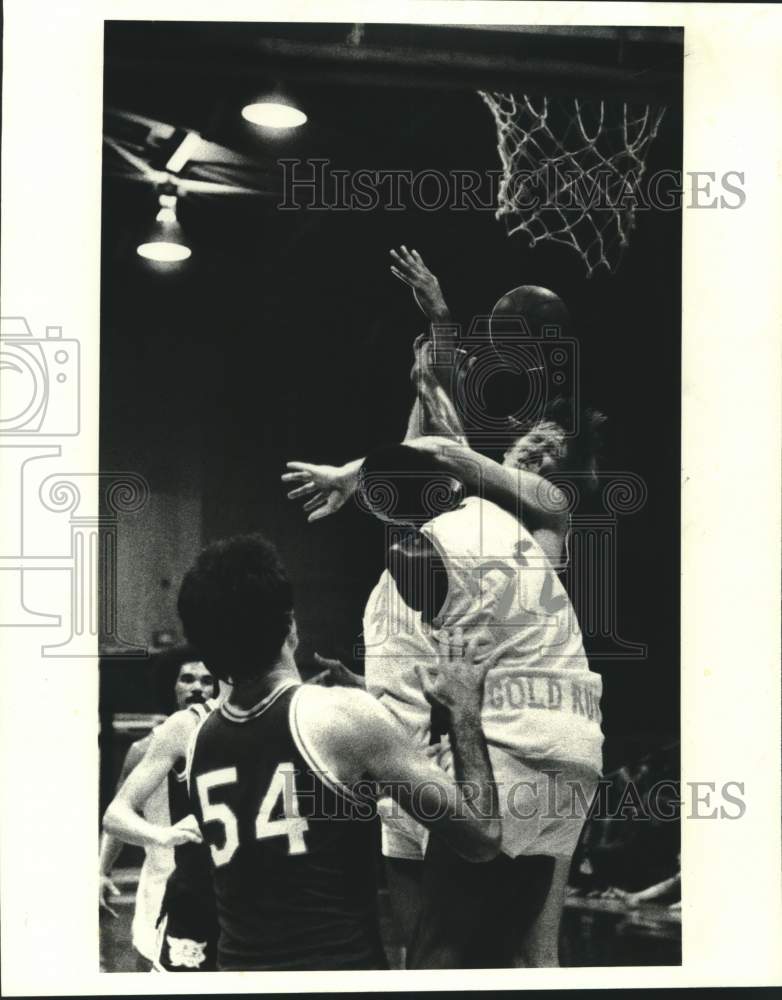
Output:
(285, 437), (602, 967)
(99, 654), (216, 968)
(363, 444), (602, 966)
(282, 257), (605, 966)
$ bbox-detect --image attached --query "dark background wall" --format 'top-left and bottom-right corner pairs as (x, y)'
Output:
(100, 23), (682, 771)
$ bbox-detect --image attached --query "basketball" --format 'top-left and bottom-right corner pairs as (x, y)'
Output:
(490, 285), (571, 340)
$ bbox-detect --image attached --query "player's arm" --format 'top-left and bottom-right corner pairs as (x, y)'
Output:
(283, 437), (566, 525)
(405, 334), (470, 445)
(102, 712), (203, 850)
(390, 246), (468, 433)
(308, 652), (366, 690)
(407, 435), (568, 523)
(328, 631), (502, 862)
(98, 734), (151, 916)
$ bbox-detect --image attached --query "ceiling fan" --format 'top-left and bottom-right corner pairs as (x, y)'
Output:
(103, 108), (280, 199)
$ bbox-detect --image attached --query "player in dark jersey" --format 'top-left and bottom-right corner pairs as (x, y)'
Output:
(153, 698), (220, 971)
(99, 652), (217, 969)
(178, 533), (502, 972)
(103, 676), (225, 971)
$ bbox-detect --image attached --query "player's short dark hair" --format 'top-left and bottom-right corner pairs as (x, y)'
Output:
(560, 403), (607, 480)
(357, 443), (464, 526)
(177, 534), (294, 684)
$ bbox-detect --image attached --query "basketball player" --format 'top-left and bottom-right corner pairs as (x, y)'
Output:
(390, 244), (586, 492)
(281, 278), (605, 967)
(102, 662), (223, 971)
(179, 533), (502, 971)
(99, 652), (216, 970)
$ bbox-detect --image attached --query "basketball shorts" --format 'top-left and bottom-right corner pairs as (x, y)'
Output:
(379, 753), (598, 861)
(153, 877), (218, 972)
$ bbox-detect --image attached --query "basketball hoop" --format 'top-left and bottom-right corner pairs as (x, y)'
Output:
(479, 91), (666, 276)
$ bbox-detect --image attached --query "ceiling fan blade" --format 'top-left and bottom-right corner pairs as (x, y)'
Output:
(105, 108), (178, 140)
(176, 177), (270, 195)
(104, 137), (165, 182)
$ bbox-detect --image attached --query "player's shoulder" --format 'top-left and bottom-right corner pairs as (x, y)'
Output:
(293, 684), (399, 778)
(121, 732), (153, 776)
(296, 682), (379, 717)
(152, 705), (201, 752)
(295, 684), (390, 739)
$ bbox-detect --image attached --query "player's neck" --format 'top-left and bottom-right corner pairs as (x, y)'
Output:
(227, 652), (300, 710)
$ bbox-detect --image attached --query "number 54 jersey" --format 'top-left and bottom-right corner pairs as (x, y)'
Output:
(187, 681), (386, 971)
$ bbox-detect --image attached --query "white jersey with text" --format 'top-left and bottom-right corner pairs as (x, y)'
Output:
(363, 497), (603, 856)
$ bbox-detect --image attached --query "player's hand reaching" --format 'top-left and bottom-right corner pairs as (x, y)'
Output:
(157, 814), (203, 849)
(415, 626), (492, 721)
(390, 246), (449, 322)
(99, 874), (121, 918)
(282, 461), (355, 523)
(308, 653), (366, 690)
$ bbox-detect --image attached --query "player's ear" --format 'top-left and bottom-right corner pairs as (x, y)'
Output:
(285, 616), (299, 653)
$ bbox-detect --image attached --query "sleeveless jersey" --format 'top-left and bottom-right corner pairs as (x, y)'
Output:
(363, 497), (604, 774)
(187, 682), (385, 971)
(162, 700), (217, 911)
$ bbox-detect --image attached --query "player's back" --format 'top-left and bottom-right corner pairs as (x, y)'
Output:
(187, 681), (385, 971)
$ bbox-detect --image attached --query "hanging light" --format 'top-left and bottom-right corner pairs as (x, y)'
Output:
(136, 192), (191, 262)
(137, 241), (191, 262)
(241, 101), (307, 129)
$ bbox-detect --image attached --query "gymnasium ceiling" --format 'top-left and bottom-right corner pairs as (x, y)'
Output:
(103, 22), (683, 213)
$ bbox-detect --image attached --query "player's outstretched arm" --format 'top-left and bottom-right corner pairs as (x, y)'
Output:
(407, 435), (569, 524)
(282, 458), (363, 523)
(390, 246), (468, 435)
(98, 734), (150, 916)
(308, 652), (366, 689)
(283, 435), (567, 525)
(320, 631), (502, 862)
(102, 711), (203, 850)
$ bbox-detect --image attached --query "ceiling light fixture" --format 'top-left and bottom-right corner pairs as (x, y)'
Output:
(241, 101), (307, 129)
(136, 192), (192, 263)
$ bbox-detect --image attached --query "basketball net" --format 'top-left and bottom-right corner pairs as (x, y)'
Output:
(479, 91), (666, 276)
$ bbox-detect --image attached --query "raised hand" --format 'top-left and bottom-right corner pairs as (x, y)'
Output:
(415, 626), (492, 720)
(282, 461), (355, 523)
(389, 246), (449, 321)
